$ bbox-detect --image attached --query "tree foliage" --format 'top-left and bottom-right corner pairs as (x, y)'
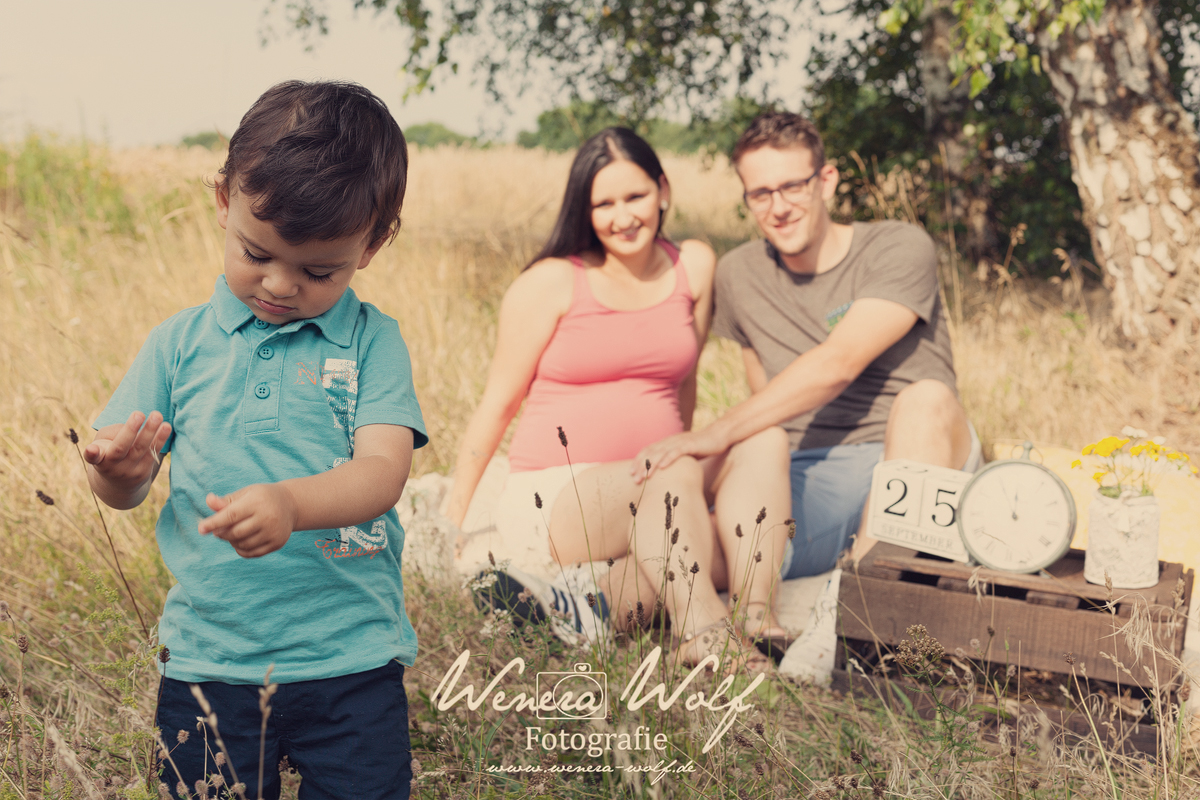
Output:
(515, 97), (771, 154)
(881, 0), (1197, 111)
(275, 0), (794, 123)
(807, 0), (1094, 273)
(404, 121), (477, 148)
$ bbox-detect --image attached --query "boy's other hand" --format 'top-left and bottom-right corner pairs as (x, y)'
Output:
(85, 411), (172, 488)
(200, 485), (298, 558)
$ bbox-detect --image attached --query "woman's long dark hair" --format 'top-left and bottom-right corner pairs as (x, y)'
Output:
(525, 127), (666, 270)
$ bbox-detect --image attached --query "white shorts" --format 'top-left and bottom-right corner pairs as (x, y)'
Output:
(455, 462), (601, 582)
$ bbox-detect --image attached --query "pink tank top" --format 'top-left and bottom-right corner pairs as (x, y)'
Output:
(507, 241), (698, 472)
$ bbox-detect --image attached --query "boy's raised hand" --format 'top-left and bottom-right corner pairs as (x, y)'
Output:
(85, 411), (172, 505)
(200, 485), (298, 558)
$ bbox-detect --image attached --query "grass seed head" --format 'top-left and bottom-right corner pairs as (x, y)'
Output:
(850, 749), (862, 763)
(534, 492), (542, 509)
(159, 646), (171, 664)
(36, 490), (54, 505)
(629, 501), (637, 517)
(177, 730), (188, 744)
(756, 507), (766, 524)
(735, 523), (743, 538)
(68, 428), (79, 444)
(557, 426), (568, 447)
(17, 635), (28, 654)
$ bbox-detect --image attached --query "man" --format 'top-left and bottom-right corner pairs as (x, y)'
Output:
(635, 111), (980, 579)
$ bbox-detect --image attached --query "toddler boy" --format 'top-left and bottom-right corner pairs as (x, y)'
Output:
(85, 80), (426, 799)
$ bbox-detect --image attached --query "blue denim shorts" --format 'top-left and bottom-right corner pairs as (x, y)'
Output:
(155, 660), (412, 800)
(779, 442), (885, 579)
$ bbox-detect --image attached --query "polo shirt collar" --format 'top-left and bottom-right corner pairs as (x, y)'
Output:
(209, 276), (361, 347)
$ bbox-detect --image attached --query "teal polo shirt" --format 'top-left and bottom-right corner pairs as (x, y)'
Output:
(96, 276), (427, 685)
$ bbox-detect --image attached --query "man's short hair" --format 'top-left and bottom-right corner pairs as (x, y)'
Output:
(731, 112), (826, 168)
(216, 80), (408, 248)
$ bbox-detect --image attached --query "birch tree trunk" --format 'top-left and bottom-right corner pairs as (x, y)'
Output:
(1038, 0), (1200, 344)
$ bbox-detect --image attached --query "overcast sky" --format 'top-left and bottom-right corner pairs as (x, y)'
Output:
(0, 1), (545, 147)
(0, 1), (812, 148)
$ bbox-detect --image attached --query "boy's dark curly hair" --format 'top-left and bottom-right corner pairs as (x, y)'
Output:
(217, 80), (408, 248)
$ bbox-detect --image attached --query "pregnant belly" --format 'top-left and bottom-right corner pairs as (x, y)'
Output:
(507, 379), (684, 472)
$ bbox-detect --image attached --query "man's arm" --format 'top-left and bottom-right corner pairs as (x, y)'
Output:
(633, 297), (918, 480)
(199, 424), (414, 558)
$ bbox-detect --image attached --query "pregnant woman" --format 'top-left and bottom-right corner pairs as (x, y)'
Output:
(447, 128), (792, 669)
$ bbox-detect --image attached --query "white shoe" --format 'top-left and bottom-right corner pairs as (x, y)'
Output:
(778, 568), (841, 685)
(473, 563), (609, 646)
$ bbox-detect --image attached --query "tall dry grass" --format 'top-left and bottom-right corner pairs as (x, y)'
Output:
(2, 135), (1199, 798)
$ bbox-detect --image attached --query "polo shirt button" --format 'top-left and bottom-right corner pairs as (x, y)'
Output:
(258, 345), (274, 360)
(254, 383), (270, 399)
(253, 319), (270, 329)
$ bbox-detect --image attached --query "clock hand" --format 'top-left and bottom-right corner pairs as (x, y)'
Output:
(1012, 487), (1019, 521)
(999, 478), (1018, 518)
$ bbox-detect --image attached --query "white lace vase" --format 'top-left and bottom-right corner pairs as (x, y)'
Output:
(1083, 491), (1161, 589)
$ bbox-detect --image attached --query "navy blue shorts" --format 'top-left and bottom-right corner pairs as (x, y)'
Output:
(155, 661), (412, 800)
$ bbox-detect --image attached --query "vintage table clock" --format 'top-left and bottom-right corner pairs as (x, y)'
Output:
(868, 442), (1077, 572)
(956, 441), (1076, 572)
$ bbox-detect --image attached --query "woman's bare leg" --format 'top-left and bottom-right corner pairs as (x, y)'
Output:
(548, 457), (730, 640)
(593, 556), (657, 632)
(705, 426), (792, 636)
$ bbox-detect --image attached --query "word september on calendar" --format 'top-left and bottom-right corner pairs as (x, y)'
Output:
(867, 459), (971, 562)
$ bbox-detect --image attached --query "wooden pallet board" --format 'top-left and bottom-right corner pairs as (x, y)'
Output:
(838, 543), (1194, 688)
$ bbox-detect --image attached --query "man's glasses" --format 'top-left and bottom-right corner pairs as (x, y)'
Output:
(742, 170), (822, 212)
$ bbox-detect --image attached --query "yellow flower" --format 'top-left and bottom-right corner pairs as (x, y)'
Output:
(1071, 459), (1082, 469)
(1081, 443), (1095, 456)
(1092, 471), (1107, 484)
(1092, 436), (1129, 458)
(1129, 444), (1144, 456)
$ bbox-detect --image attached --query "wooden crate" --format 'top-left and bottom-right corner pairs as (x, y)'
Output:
(838, 542), (1193, 688)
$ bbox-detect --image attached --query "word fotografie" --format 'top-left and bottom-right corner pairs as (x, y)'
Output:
(431, 647), (767, 753)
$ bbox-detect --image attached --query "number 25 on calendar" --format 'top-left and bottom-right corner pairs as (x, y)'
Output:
(867, 459), (971, 562)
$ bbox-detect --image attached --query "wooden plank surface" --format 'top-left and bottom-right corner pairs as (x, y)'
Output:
(862, 542), (1185, 608)
(838, 571), (1186, 686)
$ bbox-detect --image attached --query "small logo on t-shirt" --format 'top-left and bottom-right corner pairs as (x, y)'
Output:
(825, 302), (852, 331)
(315, 519), (387, 560)
(295, 361), (320, 385)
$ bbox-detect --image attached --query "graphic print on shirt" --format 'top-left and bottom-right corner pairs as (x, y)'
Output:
(295, 361), (320, 386)
(314, 521), (389, 559)
(322, 358), (359, 449)
(825, 302), (852, 331)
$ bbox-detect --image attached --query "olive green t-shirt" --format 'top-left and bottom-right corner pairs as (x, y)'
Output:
(712, 220), (957, 451)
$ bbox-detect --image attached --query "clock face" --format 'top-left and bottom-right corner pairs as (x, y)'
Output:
(957, 461), (1076, 572)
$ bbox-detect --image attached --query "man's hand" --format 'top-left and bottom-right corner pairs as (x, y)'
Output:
(85, 411), (172, 506)
(199, 485), (298, 559)
(631, 427), (728, 483)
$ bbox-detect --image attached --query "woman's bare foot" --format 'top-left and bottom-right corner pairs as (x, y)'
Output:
(672, 618), (772, 674)
(731, 600), (792, 665)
